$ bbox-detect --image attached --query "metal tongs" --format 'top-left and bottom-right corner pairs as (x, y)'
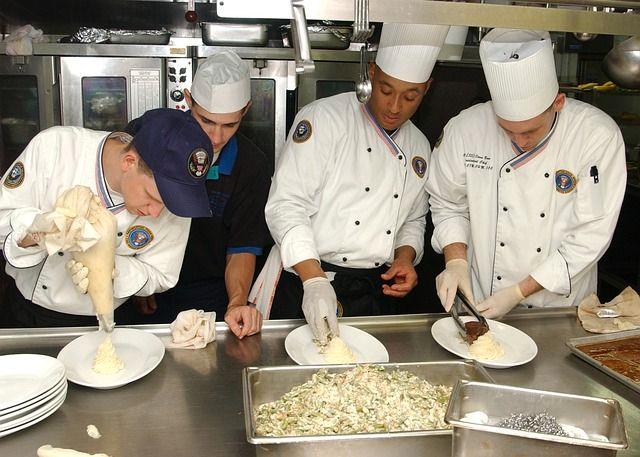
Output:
(450, 289), (489, 344)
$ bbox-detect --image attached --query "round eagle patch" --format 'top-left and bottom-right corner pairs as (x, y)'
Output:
(292, 120), (312, 143)
(555, 169), (577, 194)
(126, 225), (154, 250)
(412, 156), (427, 178)
(187, 148), (210, 179)
(4, 162), (25, 189)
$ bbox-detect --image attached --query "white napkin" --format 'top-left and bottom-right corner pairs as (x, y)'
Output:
(578, 286), (640, 333)
(247, 245), (283, 318)
(167, 309), (216, 349)
(5, 25), (43, 56)
(27, 186), (102, 255)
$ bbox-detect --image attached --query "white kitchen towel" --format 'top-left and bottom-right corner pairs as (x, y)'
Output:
(578, 286), (640, 333)
(5, 25), (43, 56)
(248, 245), (283, 319)
(27, 186), (101, 255)
(166, 309), (216, 349)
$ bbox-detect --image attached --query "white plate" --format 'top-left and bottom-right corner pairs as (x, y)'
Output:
(0, 384), (67, 434)
(0, 354), (65, 411)
(431, 316), (538, 369)
(57, 328), (165, 389)
(285, 324), (389, 365)
(0, 379), (66, 424)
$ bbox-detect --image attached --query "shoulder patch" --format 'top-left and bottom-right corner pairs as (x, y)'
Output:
(412, 156), (427, 178)
(292, 120), (312, 143)
(3, 162), (25, 189)
(555, 169), (577, 194)
(188, 148), (210, 179)
(125, 225), (154, 250)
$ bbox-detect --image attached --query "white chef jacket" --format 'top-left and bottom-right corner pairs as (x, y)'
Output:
(266, 92), (430, 270)
(0, 126), (191, 315)
(426, 99), (626, 308)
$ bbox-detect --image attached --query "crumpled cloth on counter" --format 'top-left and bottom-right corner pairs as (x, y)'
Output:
(27, 186), (101, 255)
(578, 286), (640, 333)
(166, 309), (216, 349)
(4, 25), (44, 55)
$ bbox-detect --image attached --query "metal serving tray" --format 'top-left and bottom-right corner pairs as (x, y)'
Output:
(566, 329), (640, 395)
(243, 360), (494, 457)
(201, 23), (268, 46)
(446, 381), (628, 457)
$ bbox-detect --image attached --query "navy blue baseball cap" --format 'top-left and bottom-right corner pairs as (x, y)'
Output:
(130, 108), (213, 218)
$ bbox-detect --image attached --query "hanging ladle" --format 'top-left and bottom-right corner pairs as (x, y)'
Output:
(356, 44), (372, 103)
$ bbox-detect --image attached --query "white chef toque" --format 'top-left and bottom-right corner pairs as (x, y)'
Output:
(375, 23), (450, 84)
(191, 49), (251, 114)
(480, 28), (559, 122)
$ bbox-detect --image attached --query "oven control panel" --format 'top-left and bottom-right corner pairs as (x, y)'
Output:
(166, 58), (192, 112)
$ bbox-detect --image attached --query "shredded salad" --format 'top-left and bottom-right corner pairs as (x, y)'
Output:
(255, 365), (452, 436)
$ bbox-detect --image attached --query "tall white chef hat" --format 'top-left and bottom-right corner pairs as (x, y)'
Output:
(191, 49), (251, 114)
(480, 28), (559, 122)
(375, 23), (450, 84)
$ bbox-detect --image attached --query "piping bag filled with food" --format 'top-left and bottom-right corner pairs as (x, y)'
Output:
(28, 185), (118, 331)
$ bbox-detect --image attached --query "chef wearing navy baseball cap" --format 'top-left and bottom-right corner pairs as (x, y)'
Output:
(427, 29), (626, 319)
(0, 108), (213, 327)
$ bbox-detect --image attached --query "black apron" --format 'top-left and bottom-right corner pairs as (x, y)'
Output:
(269, 261), (397, 319)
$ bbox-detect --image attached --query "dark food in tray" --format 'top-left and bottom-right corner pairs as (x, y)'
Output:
(576, 336), (640, 383)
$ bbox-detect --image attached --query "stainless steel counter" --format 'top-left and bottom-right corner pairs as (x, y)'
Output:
(0, 308), (638, 456)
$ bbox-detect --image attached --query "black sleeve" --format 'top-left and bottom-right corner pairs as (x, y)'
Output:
(225, 142), (271, 255)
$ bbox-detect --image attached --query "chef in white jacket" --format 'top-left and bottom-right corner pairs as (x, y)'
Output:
(426, 29), (626, 318)
(0, 108), (213, 327)
(262, 23), (450, 341)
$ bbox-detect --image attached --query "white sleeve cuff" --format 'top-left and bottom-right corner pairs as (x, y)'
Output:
(431, 216), (470, 253)
(279, 224), (319, 269)
(530, 250), (571, 296)
(3, 229), (47, 268)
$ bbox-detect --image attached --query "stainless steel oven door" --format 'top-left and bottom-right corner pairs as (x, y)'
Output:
(60, 57), (163, 132)
(0, 55), (59, 174)
(196, 58), (288, 174)
(297, 61), (359, 108)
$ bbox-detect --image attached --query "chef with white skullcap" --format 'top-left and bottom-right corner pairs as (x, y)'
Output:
(126, 50), (270, 339)
(252, 23), (450, 342)
(426, 28), (626, 318)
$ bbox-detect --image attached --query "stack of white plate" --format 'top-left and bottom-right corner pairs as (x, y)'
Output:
(0, 354), (67, 438)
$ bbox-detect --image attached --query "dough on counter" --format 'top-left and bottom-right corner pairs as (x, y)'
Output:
(86, 424), (101, 439)
(469, 332), (505, 360)
(37, 445), (110, 457)
(320, 336), (356, 364)
(92, 335), (124, 374)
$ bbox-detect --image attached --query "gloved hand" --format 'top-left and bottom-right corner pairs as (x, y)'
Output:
(65, 259), (118, 295)
(476, 284), (525, 319)
(66, 259), (89, 294)
(435, 259), (474, 311)
(301, 277), (340, 344)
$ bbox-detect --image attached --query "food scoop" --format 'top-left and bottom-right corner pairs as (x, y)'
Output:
(450, 289), (489, 344)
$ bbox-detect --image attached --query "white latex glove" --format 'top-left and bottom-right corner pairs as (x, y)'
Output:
(66, 259), (89, 294)
(435, 259), (475, 311)
(476, 284), (525, 319)
(302, 277), (340, 344)
(64, 259), (118, 295)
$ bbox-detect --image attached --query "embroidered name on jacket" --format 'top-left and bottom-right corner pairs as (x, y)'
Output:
(464, 153), (494, 171)
(209, 191), (230, 217)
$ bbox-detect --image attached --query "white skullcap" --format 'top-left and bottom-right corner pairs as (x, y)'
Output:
(480, 28), (559, 121)
(191, 50), (251, 114)
(375, 23), (450, 83)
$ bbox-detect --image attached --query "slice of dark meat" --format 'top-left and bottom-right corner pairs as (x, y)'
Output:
(464, 321), (489, 344)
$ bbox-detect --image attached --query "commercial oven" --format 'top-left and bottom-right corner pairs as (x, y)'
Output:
(60, 57), (164, 132)
(296, 60), (360, 109)
(0, 55), (60, 174)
